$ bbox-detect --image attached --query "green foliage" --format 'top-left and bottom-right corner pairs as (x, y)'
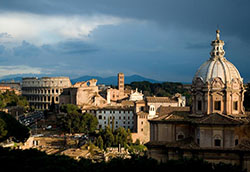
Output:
(95, 127), (133, 150)
(0, 118), (7, 139)
(0, 147), (245, 172)
(0, 112), (30, 142)
(0, 90), (29, 110)
(113, 127), (128, 147)
(82, 113), (98, 134)
(102, 126), (114, 149)
(97, 136), (104, 150)
(60, 104), (98, 134)
(135, 139), (140, 145)
(128, 144), (147, 155)
(60, 104), (81, 114)
(126, 81), (192, 105)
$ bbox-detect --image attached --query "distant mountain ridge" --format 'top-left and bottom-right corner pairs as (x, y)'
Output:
(0, 74), (162, 85)
(71, 74), (162, 85)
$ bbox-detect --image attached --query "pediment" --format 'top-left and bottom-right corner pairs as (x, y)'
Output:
(211, 77), (225, 89)
(193, 77), (205, 87)
(231, 78), (241, 89)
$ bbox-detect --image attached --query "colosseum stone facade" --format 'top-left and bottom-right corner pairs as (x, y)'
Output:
(22, 77), (72, 110)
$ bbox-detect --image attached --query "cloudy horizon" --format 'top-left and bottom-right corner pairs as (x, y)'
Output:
(0, 0), (250, 82)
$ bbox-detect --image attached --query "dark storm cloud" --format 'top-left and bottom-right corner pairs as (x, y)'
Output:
(13, 41), (41, 57)
(1, 0), (250, 43)
(41, 40), (99, 55)
(1, 0), (250, 82)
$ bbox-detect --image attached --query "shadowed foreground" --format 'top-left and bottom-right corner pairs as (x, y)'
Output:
(0, 147), (245, 172)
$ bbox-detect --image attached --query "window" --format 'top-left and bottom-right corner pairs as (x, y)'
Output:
(235, 139), (239, 146)
(233, 101), (238, 111)
(177, 134), (184, 140)
(214, 101), (221, 111)
(198, 100), (202, 111)
(214, 139), (221, 147)
(99, 115), (102, 120)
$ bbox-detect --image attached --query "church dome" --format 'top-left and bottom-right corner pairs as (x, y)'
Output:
(193, 30), (243, 84)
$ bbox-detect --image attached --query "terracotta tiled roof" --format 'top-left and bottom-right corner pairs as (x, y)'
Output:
(158, 106), (190, 115)
(121, 100), (134, 107)
(136, 111), (149, 118)
(150, 112), (243, 125)
(146, 97), (177, 103)
(195, 113), (242, 125)
(150, 112), (191, 122)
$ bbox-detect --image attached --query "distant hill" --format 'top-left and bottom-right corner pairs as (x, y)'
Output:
(0, 74), (162, 85)
(71, 74), (162, 85)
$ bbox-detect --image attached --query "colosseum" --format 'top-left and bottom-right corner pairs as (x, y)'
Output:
(22, 77), (72, 110)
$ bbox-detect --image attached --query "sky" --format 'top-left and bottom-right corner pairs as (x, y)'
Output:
(0, 0), (250, 82)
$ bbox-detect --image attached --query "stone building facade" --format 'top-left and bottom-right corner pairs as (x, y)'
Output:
(59, 79), (107, 108)
(0, 81), (21, 95)
(132, 95), (188, 144)
(85, 107), (134, 130)
(22, 77), (72, 110)
(146, 30), (250, 171)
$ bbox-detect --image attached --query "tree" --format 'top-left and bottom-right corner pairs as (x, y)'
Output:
(0, 118), (7, 139)
(60, 104), (80, 114)
(82, 113), (98, 134)
(127, 128), (133, 145)
(61, 110), (81, 134)
(0, 91), (29, 111)
(0, 112), (30, 142)
(114, 127), (128, 147)
(102, 126), (114, 149)
(97, 136), (104, 150)
(60, 105), (98, 134)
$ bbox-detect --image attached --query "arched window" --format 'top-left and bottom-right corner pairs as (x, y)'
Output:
(214, 135), (222, 147)
(177, 132), (185, 141)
